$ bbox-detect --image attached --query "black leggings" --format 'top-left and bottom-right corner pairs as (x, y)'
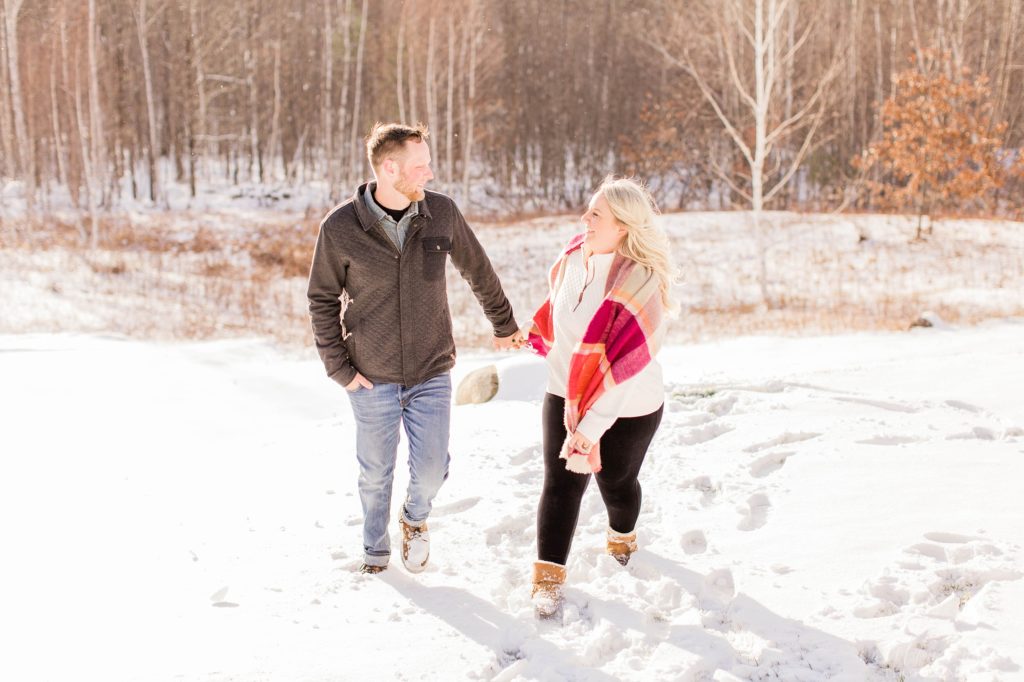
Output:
(536, 393), (663, 565)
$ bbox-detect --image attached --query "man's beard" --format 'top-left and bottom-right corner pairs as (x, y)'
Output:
(395, 172), (425, 202)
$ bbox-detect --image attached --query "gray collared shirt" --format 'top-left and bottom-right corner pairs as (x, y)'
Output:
(362, 185), (420, 251)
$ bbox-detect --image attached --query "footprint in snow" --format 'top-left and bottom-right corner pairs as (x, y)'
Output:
(857, 435), (919, 446)
(484, 514), (533, 547)
(832, 396), (919, 413)
(698, 568), (736, 611)
(674, 422), (733, 446)
(946, 426), (998, 441)
(743, 432), (819, 453)
(680, 530), (708, 555)
(736, 493), (771, 531)
(749, 450), (795, 478)
(681, 475), (719, 506)
(944, 399), (984, 413)
(209, 586), (239, 608)
(854, 533), (1022, 622)
(924, 531), (987, 544)
(509, 445), (540, 466)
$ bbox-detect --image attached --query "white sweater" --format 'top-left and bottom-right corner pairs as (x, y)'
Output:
(545, 249), (666, 443)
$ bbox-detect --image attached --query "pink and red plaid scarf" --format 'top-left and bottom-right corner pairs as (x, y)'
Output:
(527, 233), (664, 473)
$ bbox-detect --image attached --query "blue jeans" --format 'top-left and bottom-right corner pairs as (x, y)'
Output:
(346, 373), (452, 567)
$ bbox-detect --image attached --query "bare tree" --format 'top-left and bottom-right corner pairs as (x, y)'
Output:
(445, 9), (455, 187)
(0, 0), (15, 182)
(396, 10), (406, 122)
(132, 0), (164, 204)
(268, 37), (283, 178)
(347, 0), (368, 183)
(425, 11), (437, 170)
(461, 0), (480, 205)
(322, 0), (336, 198)
(76, 0), (104, 246)
(3, 0), (33, 208)
(652, 0), (842, 212)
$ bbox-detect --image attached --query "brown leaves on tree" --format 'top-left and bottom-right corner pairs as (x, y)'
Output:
(853, 51), (1008, 238)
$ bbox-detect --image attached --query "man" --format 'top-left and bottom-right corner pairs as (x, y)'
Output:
(307, 123), (523, 574)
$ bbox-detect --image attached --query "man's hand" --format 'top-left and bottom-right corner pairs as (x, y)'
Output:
(493, 330), (526, 351)
(345, 372), (374, 392)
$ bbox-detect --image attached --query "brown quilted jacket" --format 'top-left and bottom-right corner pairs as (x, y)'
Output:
(307, 182), (519, 388)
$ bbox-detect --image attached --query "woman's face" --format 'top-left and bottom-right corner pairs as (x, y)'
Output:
(581, 192), (626, 254)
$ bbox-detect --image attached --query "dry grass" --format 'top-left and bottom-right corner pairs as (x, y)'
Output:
(2, 210), (1023, 350)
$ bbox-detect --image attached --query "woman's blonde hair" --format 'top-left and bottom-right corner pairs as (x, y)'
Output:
(596, 176), (679, 313)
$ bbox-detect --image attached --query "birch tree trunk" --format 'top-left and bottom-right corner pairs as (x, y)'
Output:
(87, 0), (104, 241)
(49, 35), (69, 199)
(269, 38), (282, 179)
(4, 0), (33, 209)
(445, 10), (455, 186)
(337, 0), (353, 193)
(425, 13), (437, 161)
(76, 2), (100, 246)
(993, 0), (1020, 129)
(134, 0), (161, 204)
(0, 0), (15, 181)
(396, 12), (406, 122)
(189, 0), (209, 188)
(322, 0), (335, 199)
(245, 4), (262, 182)
(347, 0), (368, 183)
(461, 0), (479, 206)
(57, 0), (84, 222)
(407, 10), (418, 124)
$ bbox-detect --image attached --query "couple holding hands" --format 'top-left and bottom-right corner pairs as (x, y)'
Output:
(307, 122), (676, 617)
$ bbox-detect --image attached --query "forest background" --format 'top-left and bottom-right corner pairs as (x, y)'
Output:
(1, 0), (1023, 346)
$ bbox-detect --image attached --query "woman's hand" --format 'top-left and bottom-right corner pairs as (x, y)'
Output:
(568, 431), (594, 454)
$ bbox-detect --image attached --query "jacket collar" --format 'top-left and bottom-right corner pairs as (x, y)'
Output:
(352, 181), (432, 231)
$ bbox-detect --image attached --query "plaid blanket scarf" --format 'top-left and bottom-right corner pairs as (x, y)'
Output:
(527, 233), (664, 473)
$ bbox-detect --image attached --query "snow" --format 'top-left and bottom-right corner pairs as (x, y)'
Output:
(2, 320), (1022, 681)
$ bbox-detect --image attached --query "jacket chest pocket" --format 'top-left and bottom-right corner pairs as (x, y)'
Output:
(421, 236), (452, 280)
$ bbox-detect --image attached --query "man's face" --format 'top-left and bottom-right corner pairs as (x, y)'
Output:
(390, 140), (434, 202)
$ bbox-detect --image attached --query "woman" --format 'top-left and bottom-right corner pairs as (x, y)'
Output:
(524, 176), (677, 618)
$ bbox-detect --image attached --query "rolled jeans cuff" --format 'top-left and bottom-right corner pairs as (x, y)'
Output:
(401, 506), (426, 528)
(363, 551), (390, 567)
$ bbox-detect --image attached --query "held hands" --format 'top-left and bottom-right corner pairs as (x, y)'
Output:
(568, 431), (594, 454)
(345, 372), (374, 392)
(493, 329), (527, 351)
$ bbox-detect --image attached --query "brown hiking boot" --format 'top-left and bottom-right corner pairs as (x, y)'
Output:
(607, 528), (638, 566)
(359, 563), (387, 574)
(400, 517), (430, 573)
(531, 561), (567, 618)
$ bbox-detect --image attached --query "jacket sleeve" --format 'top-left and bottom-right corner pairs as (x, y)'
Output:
(449, 203), (520, 338)
(306, 219), (358, 387)
(575, 379), (643, 444)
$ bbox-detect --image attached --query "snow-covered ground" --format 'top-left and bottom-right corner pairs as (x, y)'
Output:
(2, 321), (1022, 681)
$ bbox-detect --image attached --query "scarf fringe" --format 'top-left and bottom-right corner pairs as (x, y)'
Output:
(563, 452), (594, 474)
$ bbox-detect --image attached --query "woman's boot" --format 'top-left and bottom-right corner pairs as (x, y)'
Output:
(607, 528), (638, 565)
(531, 560), (566, 618)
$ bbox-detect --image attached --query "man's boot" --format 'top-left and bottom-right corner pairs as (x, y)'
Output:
(607, 528), (638, 566)
(531, 560), (566, 618)
(400, 517), (430, 573)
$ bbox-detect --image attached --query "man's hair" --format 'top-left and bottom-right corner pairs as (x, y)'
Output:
(365, 122), (429, 169)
